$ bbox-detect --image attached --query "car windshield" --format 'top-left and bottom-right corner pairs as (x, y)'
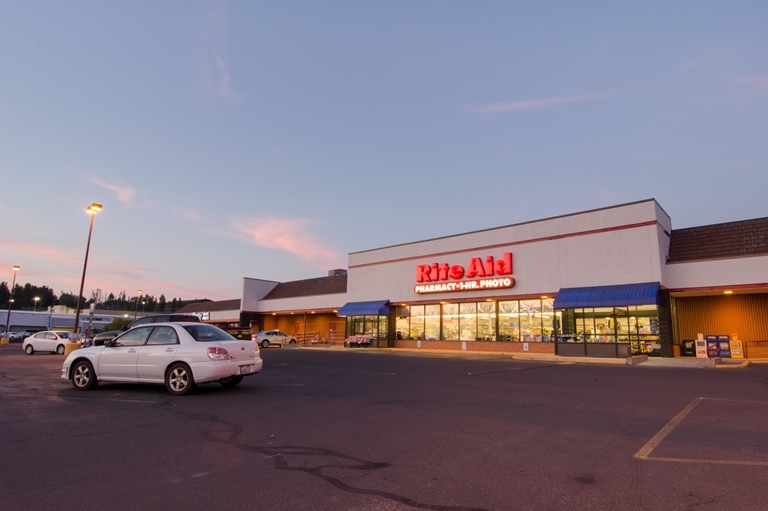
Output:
(184, 324), (236, 342)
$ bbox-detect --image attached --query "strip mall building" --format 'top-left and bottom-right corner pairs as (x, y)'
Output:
(180, 199), (768, 358)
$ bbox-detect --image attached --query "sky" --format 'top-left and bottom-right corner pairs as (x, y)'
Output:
(1, 1), (767, 302)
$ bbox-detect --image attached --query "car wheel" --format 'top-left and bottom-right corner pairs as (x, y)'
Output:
(71, 360), (98, 390)
(289, 339), (297, 344)
(165, 363), (195, 396)
(260, 339), (269, 348)
(56, 344), (66, 355)
(24, 344), (34, 355)
(219, 375), (244, 388)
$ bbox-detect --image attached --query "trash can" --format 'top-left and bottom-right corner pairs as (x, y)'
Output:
(680, 340), (696, 357)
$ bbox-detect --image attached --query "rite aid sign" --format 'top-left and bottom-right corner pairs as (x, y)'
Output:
(413, 252), (515, 294)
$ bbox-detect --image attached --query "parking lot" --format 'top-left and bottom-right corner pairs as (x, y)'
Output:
(2, 344), (768, 511)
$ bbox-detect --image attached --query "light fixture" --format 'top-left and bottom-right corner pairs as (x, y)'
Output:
(724, 290), (733, 295)
(73, 204), (102, 335)
(134, 289), (142, 320)
(4, 265), (20, 335)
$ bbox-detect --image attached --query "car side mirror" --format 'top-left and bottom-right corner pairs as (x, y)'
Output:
(104, 340), (116, 347)
(121, 326), (128, 331)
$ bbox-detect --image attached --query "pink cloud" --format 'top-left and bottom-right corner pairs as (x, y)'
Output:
(169, 205), (208, 223)
(0, 240), (226, 300)
(230, 216), (345, 270)
(91, 178), (136, 204)
(215, 55), (240, 99)
(674, 58), (704, 77)
(469, 92), (618, 113)
(731, 75), (768, 88)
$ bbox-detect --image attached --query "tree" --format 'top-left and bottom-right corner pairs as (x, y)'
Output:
(102, 317), (132, 332)
(90, 288), (104, 306)
(158, 294), (166, 313)
(58, 291), (86, 308)
(0, 282), (9, 307)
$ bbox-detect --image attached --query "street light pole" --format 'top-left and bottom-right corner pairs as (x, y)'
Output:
(73, 203), (102, 336)
(134, 289), (142, 320)
(33, 297), (40, 311)
(4, 265), (19, 335)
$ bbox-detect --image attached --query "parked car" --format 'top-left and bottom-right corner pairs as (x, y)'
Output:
(8, 331), (31, 343)
(123, 314), (201, 331)
(61, 323), (263, 395)
(252, 330), (298, 348)
(23, 331), (75, 355)
(85, 330), (122, 347)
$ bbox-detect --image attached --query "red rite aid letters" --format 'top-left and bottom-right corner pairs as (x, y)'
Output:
(414, 253), (515, 294)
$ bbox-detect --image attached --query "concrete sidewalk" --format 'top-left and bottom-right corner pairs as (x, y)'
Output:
(301, 344), (765, 369)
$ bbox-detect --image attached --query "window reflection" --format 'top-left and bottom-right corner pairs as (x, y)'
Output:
(459, 302), (477, 341)
(557, 305), (660, 355)
(442, 303), (459, 340)
(394, 298), (556, 343)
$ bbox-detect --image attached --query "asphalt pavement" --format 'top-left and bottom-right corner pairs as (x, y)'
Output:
(2, 344), (768, 511)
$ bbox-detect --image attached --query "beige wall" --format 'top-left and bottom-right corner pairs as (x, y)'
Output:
(257, 313), (345, 344)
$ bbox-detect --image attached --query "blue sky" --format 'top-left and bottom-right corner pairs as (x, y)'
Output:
(1, 1), (766, 301)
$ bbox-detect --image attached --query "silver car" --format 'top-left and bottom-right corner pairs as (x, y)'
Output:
(61, 323), (263, 395)
(252, 330), (298, 348)
(23, 331), (75, 355)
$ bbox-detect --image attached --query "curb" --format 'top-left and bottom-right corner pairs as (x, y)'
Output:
(294, 345), (764, 369)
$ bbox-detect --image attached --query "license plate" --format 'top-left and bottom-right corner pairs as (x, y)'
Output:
(239, 365), (253, 375)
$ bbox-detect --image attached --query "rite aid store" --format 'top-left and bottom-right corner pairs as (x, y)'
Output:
(239, 199), (768, 359)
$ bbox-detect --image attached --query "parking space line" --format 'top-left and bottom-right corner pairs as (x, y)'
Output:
(635, 397), (768, 466)
(637, 456), (768, 466)
(635, 397), (703, 460)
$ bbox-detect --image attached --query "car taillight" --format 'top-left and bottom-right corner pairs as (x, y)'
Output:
(207, 347), (229, 361)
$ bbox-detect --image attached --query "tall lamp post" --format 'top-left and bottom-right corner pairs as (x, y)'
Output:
(33, 297), (40, 311)
(134, 290), (142, 320)
(4, 265), (19, 335)
(73, 203), (102, 336)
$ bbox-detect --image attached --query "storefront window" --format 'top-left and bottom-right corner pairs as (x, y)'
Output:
(520, 300), (541, 342)
(477, 301), (496, 341)
(498, 301), (520, 341)
(378, 316), (388, 340)
(346, 315), (386, 339)
(346, 316), (365, 337)
(424, 304), (440, 340)
(590, 307), (614, 342)
(394, 298), (562, 344)
(410, 305), (425, 340)
(442, 303), (459, 340)
(559, 305), (659, 352)
(396, 307), (409, 340)
(542, 299), (554, 342)
(364, 315), (378, 338)
(459, 302), (477, 340)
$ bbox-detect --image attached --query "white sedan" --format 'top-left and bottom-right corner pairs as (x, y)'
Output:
(61, 323), (263, 395)
(23, 331), (76, 355)
(252, 330), (298, 348)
